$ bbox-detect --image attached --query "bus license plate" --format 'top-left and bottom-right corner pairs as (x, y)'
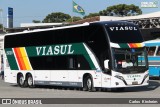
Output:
(132, 81), (138, 85)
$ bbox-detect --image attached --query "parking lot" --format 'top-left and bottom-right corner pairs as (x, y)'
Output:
(0, 78), (159, 107)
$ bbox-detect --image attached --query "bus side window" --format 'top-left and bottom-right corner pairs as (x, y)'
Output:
(68, 57), (77, 69)
(68, 55), (91, 70)
(156, 47), (160, 56)
(147, 47), (156, 56)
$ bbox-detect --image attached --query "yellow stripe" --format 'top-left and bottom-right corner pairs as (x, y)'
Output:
(19, 47), (32, 70)
(136, 43), (142, 47)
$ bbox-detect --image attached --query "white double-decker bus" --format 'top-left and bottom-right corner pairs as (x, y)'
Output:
(4, 21), (149, 91)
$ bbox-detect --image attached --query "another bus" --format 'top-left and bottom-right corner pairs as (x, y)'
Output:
(4, 21), (149, 91)
(144, 39), (160, 78)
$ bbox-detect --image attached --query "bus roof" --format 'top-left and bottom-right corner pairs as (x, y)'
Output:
(5, 22), (90, 36)
(144, 39), (160, 46)
(5, 21), (136, 36)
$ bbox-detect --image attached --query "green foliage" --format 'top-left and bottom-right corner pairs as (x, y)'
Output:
(32, 20), (41, 23)
(0, 24), (3, 29)
(66, 16), (82, 22)
(42, 12), (71, 23)
(41, 4), (141, 23)
(99, 4), (142, 16)
(83, 13), (100, 19)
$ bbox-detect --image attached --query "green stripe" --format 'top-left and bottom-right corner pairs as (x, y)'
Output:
(14, 43), (96, 70)
(26, 43), (88, 56)
(119, 43), (129, 48)
(84, 54), (96, 70)
(5, 48), (19, 70)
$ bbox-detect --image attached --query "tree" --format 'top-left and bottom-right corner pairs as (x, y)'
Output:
(66, 16), (82, 22)
(99, 4), (142, 16)
(42, 12), (71, 23)
(32, 20), (41, 23)
(83, 13), (100, 19)
(0, 24), (3, 29)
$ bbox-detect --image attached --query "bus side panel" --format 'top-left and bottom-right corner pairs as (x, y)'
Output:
(149, 67), (160, 77)
(34, 70), (50, 85)
(68, 70), (80, 86)
(4, 52), (17, 84)
(50, 70), (68, 83)
(4, 70), (17, 84)
(101, 73), (111, 88)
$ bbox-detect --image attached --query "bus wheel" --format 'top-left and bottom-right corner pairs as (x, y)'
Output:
(83, 76), (95, 92)
(27, 74), (34, 88)
(17, 74), (27, 87)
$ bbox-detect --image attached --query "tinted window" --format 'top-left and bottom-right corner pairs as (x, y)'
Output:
(4, 24), (109, 70)
(105, 25), (143, 43)
(29, 56), (68, 70)
(156, 47), (160, 56)
(77, 55), (91, 70)
(29, 55), (91, 70)
(67, 55), (91, 70)
(146, 47), (156, 56)
(85, 25), (109, 67)
(4, 26), (85, 48)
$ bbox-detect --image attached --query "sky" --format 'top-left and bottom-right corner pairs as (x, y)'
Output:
(0, 0), (160, 27)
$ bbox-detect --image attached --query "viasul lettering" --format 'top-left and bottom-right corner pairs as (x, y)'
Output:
(127, 75), (141, 78)
(109, 26), (138, 31)
(36, 44), (74, 56)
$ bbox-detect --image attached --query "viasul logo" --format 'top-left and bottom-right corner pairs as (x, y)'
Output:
(109, 26), (137, 31)
(36, 44), (74, 56)
(141, 1), (158, 8)
(127, 75), (141, 78)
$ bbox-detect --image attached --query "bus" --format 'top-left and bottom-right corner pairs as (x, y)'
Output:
(4, 21), (149, 91)
(144, 39), (160, 78)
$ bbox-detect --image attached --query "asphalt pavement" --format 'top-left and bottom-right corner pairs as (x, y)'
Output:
(0, 78), (159, 107)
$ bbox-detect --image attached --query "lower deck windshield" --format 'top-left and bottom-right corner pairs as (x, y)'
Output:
(112, 48), (148, 74)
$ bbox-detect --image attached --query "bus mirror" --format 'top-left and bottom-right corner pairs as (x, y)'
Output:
(104, 60), (109, 69)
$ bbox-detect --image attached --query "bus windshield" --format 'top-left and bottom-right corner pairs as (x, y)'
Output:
(112, 48), (148, 74)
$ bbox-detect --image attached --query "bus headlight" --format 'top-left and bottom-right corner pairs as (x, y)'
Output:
(114, 75), (124, 81)
(114, 75), (127, 85)
(144, 73), (149, 80)
(144, 73), (149, 82)
(141, 73), (149, 84)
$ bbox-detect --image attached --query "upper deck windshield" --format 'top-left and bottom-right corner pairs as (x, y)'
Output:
(112, 48), (148, 74)
(105, 23), (143, 43)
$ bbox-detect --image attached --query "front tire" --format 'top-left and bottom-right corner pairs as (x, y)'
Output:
(83, 76), (95, 92)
